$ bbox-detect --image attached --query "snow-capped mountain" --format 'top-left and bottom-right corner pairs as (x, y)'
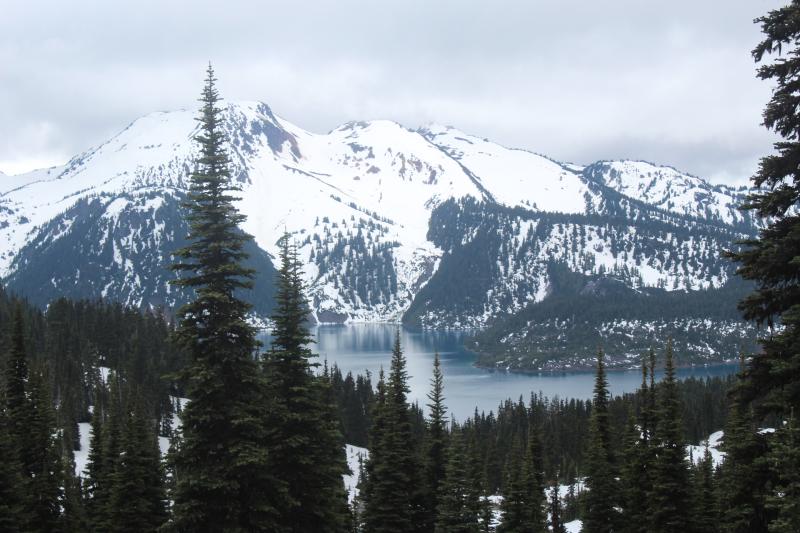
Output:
(0, 101), (755, 330)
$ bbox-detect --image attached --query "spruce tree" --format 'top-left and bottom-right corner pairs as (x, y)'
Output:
(435, 428), (479, 533)
(522, 424), (546, 532)
(4, 307), (30, 469)
(620, 408), (649, 533)
(170, 64), (284, 532)
(84, 389), (108, 531)
(649, 341), (691, 533)
(0, 392), (22, 532)
(725, 5), (800, 530)
(264, 234), (349, 533)
(425, 352), (448, 531)
(549, 481), (567, 533)
(497, 438), (526, 533)
(693, 444), (717, 533)
(765, 413), (800, 532)
(362, 332), (420, 533)
(583, 348), (618, 533)
(360, 368), (387, 531)
(25, 368), (64, 532)
(726, 0), (800, 420)
(717, 356), (770, 533)
(109, 398), (167, 532)
(0, 308), (26, 531)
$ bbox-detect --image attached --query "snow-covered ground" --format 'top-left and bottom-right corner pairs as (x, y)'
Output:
(1, 100), (753, 325)
(74, 397), (367, 504)
(344, 444), (369, 503)
(686, 430), (726, 467)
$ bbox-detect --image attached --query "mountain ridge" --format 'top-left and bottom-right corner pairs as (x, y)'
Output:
(0, 101), (756, 349)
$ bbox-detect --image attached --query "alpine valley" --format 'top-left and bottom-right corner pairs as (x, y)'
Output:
(0, 101), (760, 371)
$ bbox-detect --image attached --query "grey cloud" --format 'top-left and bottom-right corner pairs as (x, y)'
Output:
(0, 0), (785, 183)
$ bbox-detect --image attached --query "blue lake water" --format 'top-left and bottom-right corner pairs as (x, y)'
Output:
(274, 324), (738, 421)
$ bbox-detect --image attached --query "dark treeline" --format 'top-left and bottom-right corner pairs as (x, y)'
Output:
(0, 288), (185, 447)
(329, 359), (732, 488)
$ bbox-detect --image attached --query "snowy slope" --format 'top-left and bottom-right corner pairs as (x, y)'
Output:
(421, 124), (599, 213)
(0, 101), (755, 324)
(584, 160), (750, 226)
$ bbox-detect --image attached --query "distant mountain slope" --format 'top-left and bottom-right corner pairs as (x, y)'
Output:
(0, 101), (757, 348)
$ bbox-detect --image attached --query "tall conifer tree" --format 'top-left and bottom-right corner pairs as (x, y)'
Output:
(726, 0), (800, 420)
(0, 390), (22, 532)
(170, 64), (284, 532)
(765, 413), (800, 532)
(109, 398), (167, 532)
(693, 444), (717, 533)
(725, 5), (800, 529)
(425, 352), (448, 531)
(717, 357), (770, 533)
(362, 332), (420, 533)
(549, 481), (567, 533)
(523, 424), (546, 532)
(265, 234), (349, 532)
(583, 348), (618, 533)
(435, 428), (479, 533)
(25, 368), (64, 532)
(649, 341), (691, 533)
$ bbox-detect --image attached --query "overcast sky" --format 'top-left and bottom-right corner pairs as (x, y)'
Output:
(0, 0), (786, 184)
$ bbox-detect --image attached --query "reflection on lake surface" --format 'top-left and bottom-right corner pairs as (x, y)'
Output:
(271, 324), (738, 421)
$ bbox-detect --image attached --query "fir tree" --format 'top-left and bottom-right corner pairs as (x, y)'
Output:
(726, 0), (800, 420)
(0, 391), (22, 532)
(620, 407), (649, 533)
(693, 444), (717, 533)
(522, 424), (546, 532)
(362, 332), (420, 533)
(0, 308), (26, 531)
(549, 481), (567, 533)
(717, 356), (770, 533)
(765, 413), (800, 532)
(109, 397), (167, 532)
(265, 234), (350, 533)
(649, 341), (691, 533)
(497, 437), (526, 533)
(4, 307), (30, 469)
(725, 5), (800, 530)
(25, 368), (64, 532)
(425, 352), (448, 531)
(583, 348), (618, 533)
(61, 430), (87, 533)
(169, 64), (284, 532)
(435, 428), (479, 533)
(84, 388), (108, 531)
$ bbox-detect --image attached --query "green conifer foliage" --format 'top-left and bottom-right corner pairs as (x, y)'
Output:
(435, 428), (479, 533)
(109, 398), (167, 532)
(693, 444), (717, 533)
(649, 341), (691, 533)
(583, 348), (618, 533)
(425, 352), (448, 531)
(265, 234), (350, 532)
(0, 391), (23, 532)
(620, 407), (649, 533)
(169, 65), (283, 532)
(84, 389), (108, 531)
(765, 414), (800, 532)
(726, 1), (800, 419)
(717, 357), (771, 533)
(362, 332), (420, 533)
(523, 424), (546, 532)
(549, 481), (567, 533)
(498, 437), (526, 533)
(25, 368), (64, 532)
